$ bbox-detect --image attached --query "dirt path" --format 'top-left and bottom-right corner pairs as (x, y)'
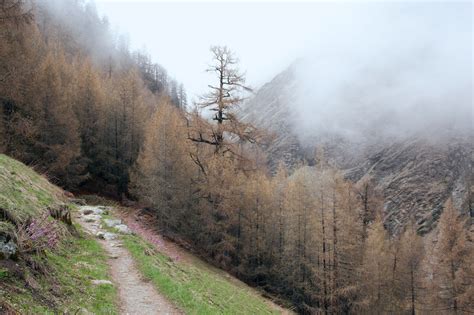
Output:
(118, 208), (295, 315)
(76, 206), (182, 315)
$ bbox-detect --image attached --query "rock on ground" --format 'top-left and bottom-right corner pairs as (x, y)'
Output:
(83, 214), (101, 222)
(96, 231), (117, 241)
(0, 236), (17, 259)
(114, 224), (132, 234)
(79, 206), (107, 216)
(104, 219), (122, 228)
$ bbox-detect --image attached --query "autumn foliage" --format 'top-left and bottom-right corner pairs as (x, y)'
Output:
(1, 1), (472, 313)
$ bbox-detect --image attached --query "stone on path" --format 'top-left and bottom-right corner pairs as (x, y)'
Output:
(104, 218), (122, 228)
(115, 224), (132, 234)
(0, 236), (17, 259)
(96, 231), (117, 241)
(79, 205), (109, 216)
(83, 214), (101, 222)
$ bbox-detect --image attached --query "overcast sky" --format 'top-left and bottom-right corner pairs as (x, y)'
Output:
(93, 0), (369, 101)
(94, 0), (472, 113)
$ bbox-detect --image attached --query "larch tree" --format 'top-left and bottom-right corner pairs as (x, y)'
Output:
(0, 0), (33, 27)
(0, 0), (37, 155)
(131, 97), (194, 232)
(31, 48), (81, 186)
(195, 154), (242, 267)
(73, 59), (106, 187)
(178, 83), (187, 109)
(359, 216), (393, 313)
(0, 0), (182, 194)
(188, 46), (257, 154)
(355, 176), (382, 240)
(429, 198), (474, 314)
(328, 172), (364, 313)
(105, 69), (149, 196)
(397, 224), (425, 315)
(273, 163), (289, 264)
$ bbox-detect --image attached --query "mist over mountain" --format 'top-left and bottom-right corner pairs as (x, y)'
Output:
(243, 56), (473, 233)
(241, 2), (473, 233)
(268, 2), (472, 147)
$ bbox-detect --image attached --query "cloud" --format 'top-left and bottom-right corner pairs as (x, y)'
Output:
(292, 2), (472, 143)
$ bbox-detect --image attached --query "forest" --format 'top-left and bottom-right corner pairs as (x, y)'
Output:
(1, 0), (473, 314)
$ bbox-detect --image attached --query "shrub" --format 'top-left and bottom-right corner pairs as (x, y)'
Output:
(17, 212), (60, 254)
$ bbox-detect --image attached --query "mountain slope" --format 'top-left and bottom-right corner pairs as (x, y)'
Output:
(242, 65), (473, 233)
(346, 137), (473, 233)
(240, 66), (305, 170)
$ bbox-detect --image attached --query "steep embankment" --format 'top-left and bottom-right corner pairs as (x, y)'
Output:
(0, 154), (118, 314)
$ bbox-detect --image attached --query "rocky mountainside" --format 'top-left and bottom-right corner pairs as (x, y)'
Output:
(241, 65), (473, 233)
(346, 137), (473, 233)
(240, 66), (305, 170)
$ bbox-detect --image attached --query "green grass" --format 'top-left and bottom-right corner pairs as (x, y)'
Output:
(0, 154), (64, 225)
(0, 267), (8, 279)
(0, 154), (281, 314)
(48, 227), (118, 314)
(0, 154), (119, 313)
(123, 235), (279, 315)
(1, 227), (118, 314)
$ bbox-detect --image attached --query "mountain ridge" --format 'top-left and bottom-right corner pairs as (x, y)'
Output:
(241, 64), (473, 233)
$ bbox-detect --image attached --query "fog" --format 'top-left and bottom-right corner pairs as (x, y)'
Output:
(93, 1), (472, 142)
(292, 2), (472, 143)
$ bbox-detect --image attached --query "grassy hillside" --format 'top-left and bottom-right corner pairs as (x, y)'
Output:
(0, 154), (64, 225)
(87, 197), (292, 315)
(0, 154), (118, 314)
(123, 235), (282, 314)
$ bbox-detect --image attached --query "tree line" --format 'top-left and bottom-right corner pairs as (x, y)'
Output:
(0, 0), (185, 196)
(1, 1), (472, 313)
(130, 47), (473, 313)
